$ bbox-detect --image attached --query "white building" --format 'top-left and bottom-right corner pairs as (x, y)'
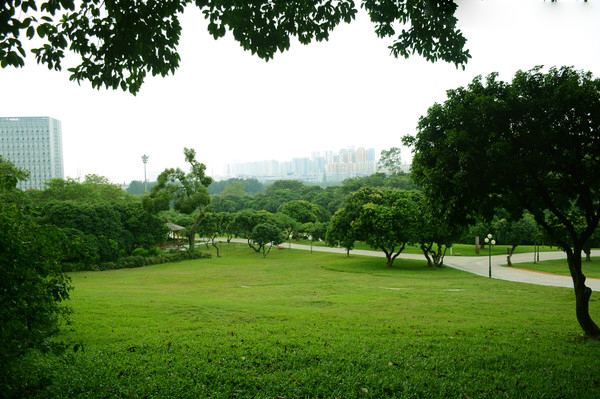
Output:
(0, 116), (64, 190)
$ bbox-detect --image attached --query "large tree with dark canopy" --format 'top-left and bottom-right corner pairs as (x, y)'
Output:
(405, 66), (600, 336)
(1, 0), (470, 94)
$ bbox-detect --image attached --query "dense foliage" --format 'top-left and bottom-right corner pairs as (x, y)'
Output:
(30, 177), (168, 269)
(0, 157), (72, 394)
(2, 0), (470, 93)
(328, 187), (420, 266)
(407, 66), (600, 336)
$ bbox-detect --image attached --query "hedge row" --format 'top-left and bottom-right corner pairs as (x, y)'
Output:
(61, 250), (211, 272)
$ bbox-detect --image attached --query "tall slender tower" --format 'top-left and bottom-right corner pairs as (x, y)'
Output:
(0, 116), (64, 190)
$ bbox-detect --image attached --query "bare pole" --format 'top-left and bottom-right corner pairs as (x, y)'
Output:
(141, 154), (149, 192)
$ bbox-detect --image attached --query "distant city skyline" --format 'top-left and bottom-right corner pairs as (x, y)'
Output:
(222, 146), (411, 184)
(2, 2), (596, 186)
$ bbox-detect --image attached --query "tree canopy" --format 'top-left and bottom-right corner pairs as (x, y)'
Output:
(406, 66), (600, 336)
(143, 148), (212, 252)
(2, 0), (470, 94)
(327, 187), (419, 266)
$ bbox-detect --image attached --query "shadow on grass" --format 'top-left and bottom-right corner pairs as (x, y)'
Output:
(320, 256), (453, 276)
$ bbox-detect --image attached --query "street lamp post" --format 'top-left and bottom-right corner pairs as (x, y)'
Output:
(484, 233), (496, 278)
(141, 154), (149, 192)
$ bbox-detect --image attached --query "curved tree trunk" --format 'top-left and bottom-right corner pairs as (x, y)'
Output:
(420, 242), (447, 267)
(420, 243), (434, 267)
(568, 249), (600, 337)
(506, 245), (517, 267)
(383, 244), (405, 267)
(210, 239), (220, 258)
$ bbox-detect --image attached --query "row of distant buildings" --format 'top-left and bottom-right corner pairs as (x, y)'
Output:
(225, 147), (391, 184)
(0, 116), (64, 190)
(0, 116), (409, 190)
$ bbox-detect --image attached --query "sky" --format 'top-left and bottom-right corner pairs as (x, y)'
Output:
(1, 0), (598, 184)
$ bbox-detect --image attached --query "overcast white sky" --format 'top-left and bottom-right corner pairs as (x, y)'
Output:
(1, 0), (598, 184)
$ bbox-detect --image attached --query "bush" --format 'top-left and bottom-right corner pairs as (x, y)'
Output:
(131, 247), (149, 257)
(1, 160), (72, 394)
(62, 249), (211, 272)
(116, 256), (146, 268)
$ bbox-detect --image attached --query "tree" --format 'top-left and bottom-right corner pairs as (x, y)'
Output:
(220, 212), (236, 243)
(126, 180), (158, 195)
(0, 157), (71, 393)
(406, 66), (600, 336)
(275, 212), (301, 248)
(379, 147), (403, 175)
(113, 199), (168, 256)
(249, 223), (285, 257)
(41, 200), (123, 262)
(31, 175), (127, 203)
(494, 213), (538, 266)
(327, 187), (385, 256)
(302, 221), (328, 253)
(327, 187), (418, 266)
(208, 178), (265, 195)
(220, 181), (247, 197)
(143, 148), (212, 252)
(2, 1), (470, 94)
(251, 189), (296, 213)
(583, 229), (600, 263)
(326, 208), (357, 257)
(231, 209), (278, 252)
(211, 194), (253, 213)
(197, 212), (227, 257)
(415, 192), (465, 267)
(352, 189), (419, 266)
(281, 200), (319, 224)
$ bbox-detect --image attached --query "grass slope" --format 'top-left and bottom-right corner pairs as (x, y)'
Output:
(20, 245), (600, 398)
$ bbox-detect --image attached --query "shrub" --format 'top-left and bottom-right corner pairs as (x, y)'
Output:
(131, 247), (149, 257)
(116, 256), (146, 268)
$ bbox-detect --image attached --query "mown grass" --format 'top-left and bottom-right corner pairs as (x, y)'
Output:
(19, 244), (600, 398)
(507, 257), (600, 279)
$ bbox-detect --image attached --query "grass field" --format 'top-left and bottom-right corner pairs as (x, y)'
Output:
(19, 245), (600, 398)
(507, 257), (600, 279)
(292, 239), (560, 257)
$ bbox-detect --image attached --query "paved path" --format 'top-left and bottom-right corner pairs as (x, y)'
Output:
(226, 239), (600, 290)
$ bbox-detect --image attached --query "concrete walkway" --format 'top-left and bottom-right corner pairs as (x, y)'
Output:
(231, 239), (600, 290)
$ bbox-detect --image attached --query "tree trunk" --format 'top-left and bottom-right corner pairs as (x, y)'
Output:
(188, 210), (205, 252)
(420, 242), (447, 267)
(247, 238), (261, 253)
(434, 244), (448, 267)
(584, 248), (592, 262)
(383, 245), (404, 267)
(385, 254), (394, 267)
(420, 243), (434, 267)
(567, 249), (600, 337)
(211, 239), (220, 258)
(506, 245), (516, 267)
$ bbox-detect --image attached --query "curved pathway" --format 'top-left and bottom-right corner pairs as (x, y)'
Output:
(252, 240), (600, 290)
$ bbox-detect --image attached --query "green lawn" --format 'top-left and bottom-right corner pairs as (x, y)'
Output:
(507, 257), (600, 279)
(20, 244), (600, 398)
(293, 238), (560, 257)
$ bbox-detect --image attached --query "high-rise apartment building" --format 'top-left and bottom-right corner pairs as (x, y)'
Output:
(0, 116), (64, 190)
